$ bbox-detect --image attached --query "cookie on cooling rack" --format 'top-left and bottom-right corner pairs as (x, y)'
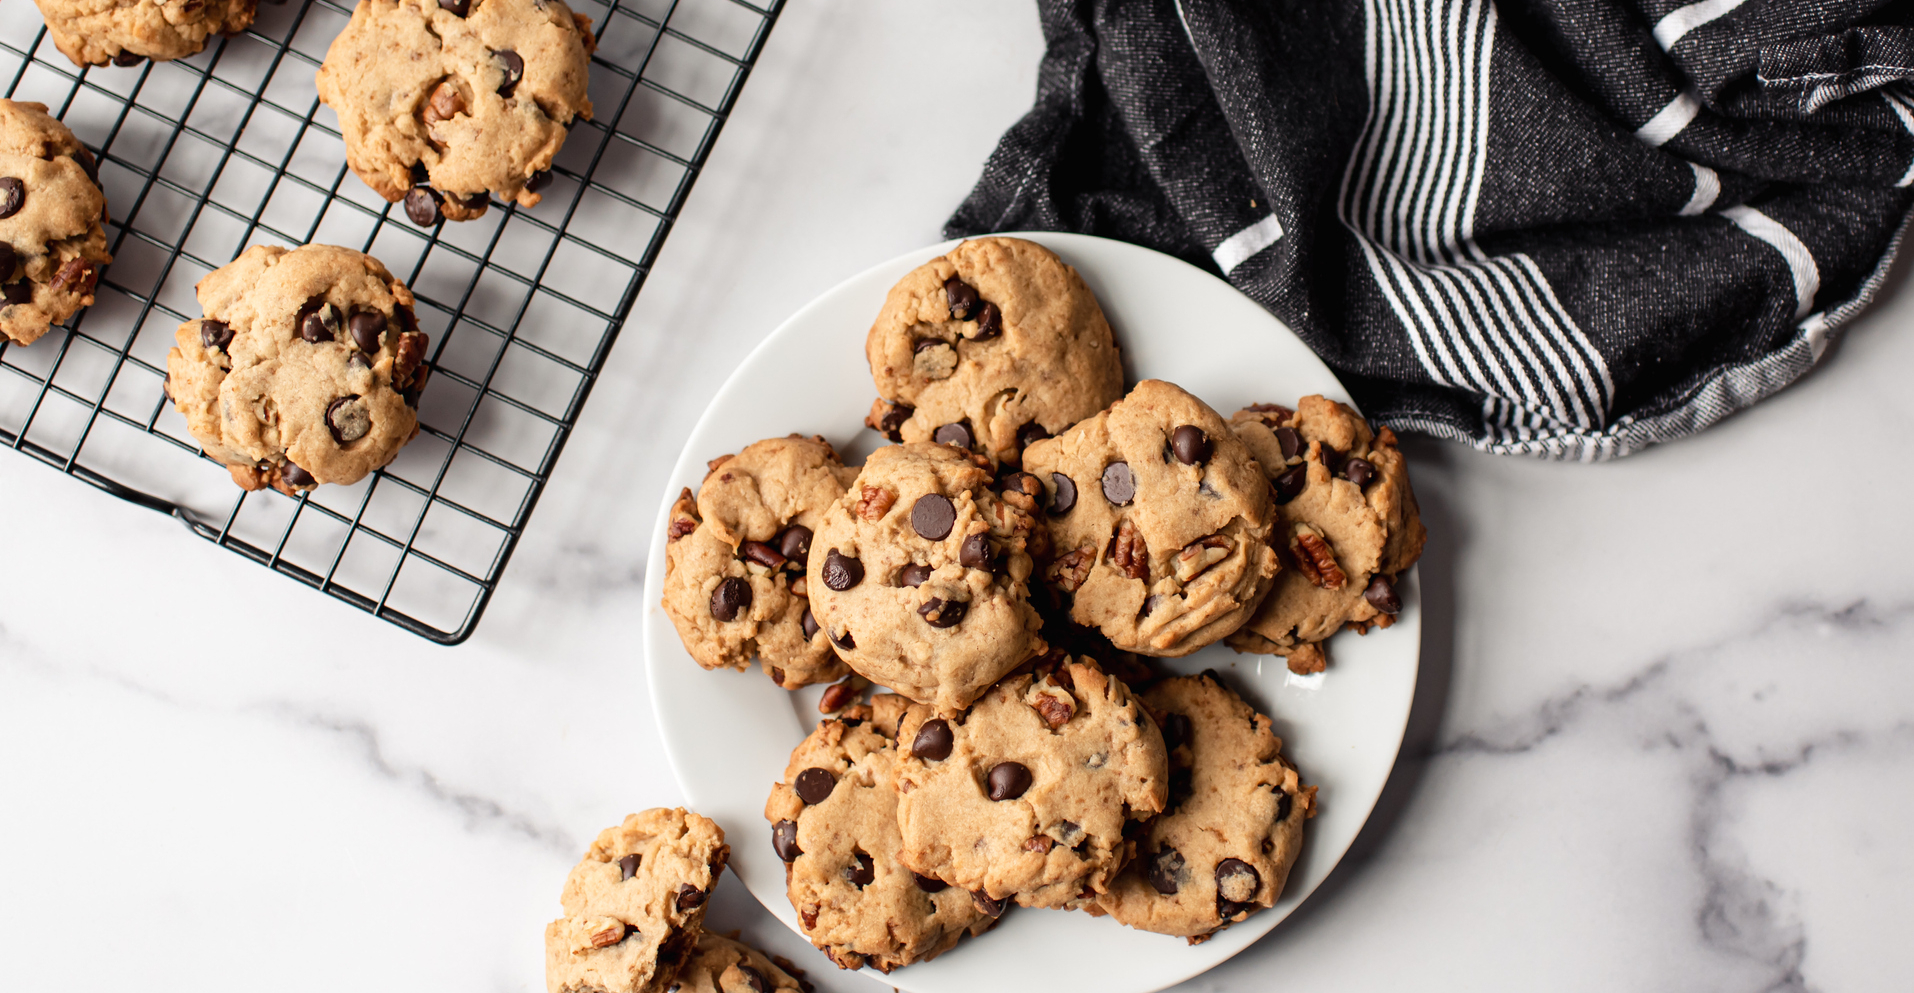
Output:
(1224, 396), (1426, 673)
(661, 434), (859, 690)
(165, 243), (429, 495)
(315, 0), (595, 225)
(545, 808), (730, 993)
(0, 99), (112, 346)
(864, 236), (1124, 468)
(31, 0), (255, 68)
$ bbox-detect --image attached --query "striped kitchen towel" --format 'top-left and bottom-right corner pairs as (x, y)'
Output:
(947, 0), (1914, 459)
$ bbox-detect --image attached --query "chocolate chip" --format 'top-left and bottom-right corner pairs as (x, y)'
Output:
(794, 767), (835, 805)
(898, 563), (932, 588)
(821, 549), (863, 591)
(736, 965), (769, 993)
(973, 301), (1002, 339)
(1215, 857), (1261, 913)
(1161, 712), (1192, 752)
(111, 50), (144, 67)
(709, 576), (751, 621)
(1049, 472), (1077, 514)
(1316, 443), (1341, 472)
(404, 186), (442, 226)
(299, 302), (340, 344)
(526, 169), (553, 192)
(199, 319), (233, 352)
(987, 761), (1032, 801)
(801, 607), (819, 640)
(674, 883), (706, 911)
(348, 311), (387, 353)
(874, 402), (913, 442)
(1364, 574), (1401, 614)
(914, 872), (948, 893)
(959, 533), (991, 569)
(845, 851), (875, 887)
(1274, 789), (1293, 822)
(495, 50), (524, 97)
(911, 493), (956, 540)
(438, 0), (470, 14)
(776, 525), (813, 566)
(0, 242), (15, 280)
(1276, 426), (1302, 460)
(409, 161), (429, 185)
(971, 891), (1007, 918)
(1272, 463), (1308, 503)
(1142, 594), (1165, 618)
(771, 820), (801, 862)
(1342, 457), (1377, 488)
(618, 853), (640, 880)
(1148, 848), (1184, 894)
(911, 718), (953, 760)
(1100, 462), (1135, 505)
(325, 395), (369, 444)
(832, 629), (854, 650)
(917, 597), (967, 628)
(281, 462), (316, 488)
(1, 282), (28, 306)
(460, 191), (488, 210)
(1171, 425), (1210, 465)
(0, 178), (23, 219)
(1016, 421), (1048, 450)
(742, 540), (786, 570)
(933, 421), (973, 450)
(914, 337), (945, 354)
(944, 275), (979, 320)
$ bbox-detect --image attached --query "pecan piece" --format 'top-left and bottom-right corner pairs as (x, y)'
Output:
(1286, 642), (1327, 675)
(422, 79), (467, 126)
(50, 258), (96, 296)
(800, 904), (819, 930)
(1290, 525), (1345, 589)
(1174, 534), (1232, 583)
(666, 488), (698, 541)
(393, 330), (429, 388)
(1047, 546), (1094, 592)
(1108, 519), (1148, 582)
(589, 922), (626, 948)
(855, 484), (895, 521)
(818, 675), (867, 714)
(1032, 690), (1074, 730)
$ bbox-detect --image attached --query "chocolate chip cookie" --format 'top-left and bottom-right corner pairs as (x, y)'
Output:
(671, 934), (807, 993)
(893, 656), (1168, 911)
(864, 237), (1124, 467)
(764, 710), (991, 973)
(32, 0), (255, 67)
(661, 435), (859, 690)
(1225, 396), (1426, 673)
(806, 442), (1046, 713)
(545, 808), (730, 993)
(166, 243), (428, 495)
(0, 100), (112, 346)
(315, 0), (594, 225)
(1090, 672), (1315, 942)
(1022, 379), (1279, 657)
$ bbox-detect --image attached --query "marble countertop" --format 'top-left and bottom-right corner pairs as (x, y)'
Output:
(4, 3), (1909, 991)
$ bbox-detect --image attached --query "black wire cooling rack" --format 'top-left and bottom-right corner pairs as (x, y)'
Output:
(0, 0), (781, 643)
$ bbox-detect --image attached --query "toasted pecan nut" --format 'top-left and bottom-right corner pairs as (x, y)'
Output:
(1290, 525), (1345, 589)
(1033, 691), (1074, 730)
(1108, 519), (1148, 582)
(1048, 546), (1095, 592)
(1285, 642), (1327, 675)
(393, 330), (429, 388)
(588, 922), (626, 948)
(856, 484), (895, 521)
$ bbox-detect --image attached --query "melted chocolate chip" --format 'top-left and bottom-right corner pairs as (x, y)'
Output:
(771, 820), (801, 862)
(349, 352), (371, 371)
(917, 597), (967, 628)
(1342, 457), (1377, 488)
(199, 319), (233, 352)
(944, 275), (979, 320)
(1049, 472), (1077, 515)
(845, 851), (875, 887)
(776, 525), (813, 566)
(933, 421), (973, 450)
(821, 549), (863, 591)
(281, 462), (317, 488)
(911, 493), (956, 540)
(794, 766), (835, 805)
(1316, 443), (1341, 472)
(618, 853), (640, 880)
(831, 629), (855, 650)
(301, 303), (340, 343)
(874, 402), (913, 442)
(325, 395), (369, 444)
(987, 761), (1032, 801)
(911, 718), (953, 761)
(709, 576), (751, 621)
(973, 301), (1002, 339)
(438, 0), (470, 15)
(1148, 847), (1184, 894)
(736, 965), (769, 993)
(348, 311), (387, 353)
(495, 50), (524, 97)
(0, 178), (24, 219)
(972, 891), (1007, 918)
(1272, 463), (1308, 504)
(404, 186), (442, 226)
(1215, 858), (1261, 915)
(801, 607), (819, 640)
(1017, 420), (1049, 450)
(959, 533), (991, 569)
(1364, 574), (1401, 614)
(1100, 462), (1135, 505)
(1, 282), (27, 306)
(914, 872), (949, 893)
(1276, 426), (1302, 460)
(1171, 425), (1210, 465)
(675, 883), (705, 911)
(112, 50), (144, 67)
(1142, 594), (1165, 618)
(898, 563), (932, 588)
(1274, 789), (1293, 823)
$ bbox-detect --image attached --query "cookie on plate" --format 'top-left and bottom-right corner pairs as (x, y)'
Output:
(0, 100), (112, 346)
(806, 442), (1046, 713)
(315, 0), (595, 224)
(1091, 671), (1315, 943)
(764, 709), (991, 972)
(893, 656), (1168, 911)
(545, 808), (731, 993)
(1224, 396), (1426, 673)
(165, 243), (428, 495)
(863, 236), (1123, 467)
(1022, 379), (1279, 657)
(32, 0), (255, 68)
(670, 934), (807, 993)
(661, 435), (859, 689)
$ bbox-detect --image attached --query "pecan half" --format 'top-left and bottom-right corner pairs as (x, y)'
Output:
(393, 330), (429, 388)
(1108, 519), (1148, 582)
(1048, 546), (1094, 592)
(856, 484), (895, 521)
(1174, 534), (1232, 583)
(589, 922), (626, 948)
(1290, 525), (1345, 589)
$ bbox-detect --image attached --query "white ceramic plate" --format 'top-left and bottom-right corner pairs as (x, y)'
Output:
(644, 232), (1419, 993)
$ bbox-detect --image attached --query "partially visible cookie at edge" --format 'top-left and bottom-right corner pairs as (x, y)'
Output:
(864, 236), (1123, 467)
(32, 0), (255, 67)
(1224, 396), (1426, 673)
(669, 934), (808, 993)
(0, 99), (112, 346)
(545, 808), (731, 993)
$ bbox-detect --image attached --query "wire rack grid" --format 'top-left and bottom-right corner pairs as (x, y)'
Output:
(0, 0), (781, 643)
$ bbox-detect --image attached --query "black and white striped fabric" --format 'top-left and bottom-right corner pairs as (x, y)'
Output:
(947, 0), (1914, 459)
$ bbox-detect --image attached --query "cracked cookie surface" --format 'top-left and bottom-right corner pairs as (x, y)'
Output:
(165, 243), (427, 495)
(1023, 379), (1279, 657)
(1091, 672), (1315, 942)
(661, 435), (859, 689)
(763, 709), (990, 973)
(893, 657), (1167, 910)
(0, 100), (112, 346)
(316, 0), (594, 223)
(1225, 395), (1426, 672)
(545, 808), (730, 993)
(864, 236), (1123, 468)
(806, 442), (1045, 713)
(33, 0), (254, 67)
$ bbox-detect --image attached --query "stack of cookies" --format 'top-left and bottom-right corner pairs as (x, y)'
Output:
(658, 236), (1428, 972)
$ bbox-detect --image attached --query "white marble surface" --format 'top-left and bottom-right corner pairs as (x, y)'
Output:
(3, 3), (1912, 991)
